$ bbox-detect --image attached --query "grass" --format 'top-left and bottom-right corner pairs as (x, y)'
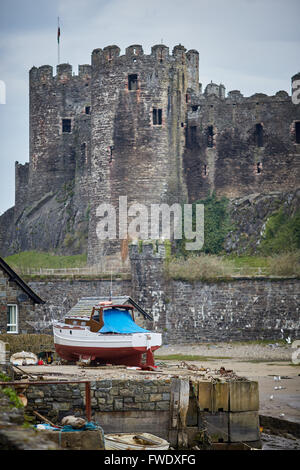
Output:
(165, 252), (300, 281)
(154, 354), (233, 361)
(4, 251), (87, 271)
(164, 255), (234, 281)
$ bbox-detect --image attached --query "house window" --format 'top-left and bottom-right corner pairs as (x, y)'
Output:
(7, 305), (18, 334)
(207, 126), (214, 148)
(255, 123), (264, 147)
(128, 74), (138, 91)
(62, 118), (72, 133)
(295, 122), (300, 144)
(153, 108), (162, 125)
(85, 106), (91, 115)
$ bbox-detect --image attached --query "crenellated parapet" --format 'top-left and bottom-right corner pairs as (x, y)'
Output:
(29, 63), (91, 83)
(91, 43), (198, 69)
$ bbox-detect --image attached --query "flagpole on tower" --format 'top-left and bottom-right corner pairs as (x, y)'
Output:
(57, 17), (61, 64)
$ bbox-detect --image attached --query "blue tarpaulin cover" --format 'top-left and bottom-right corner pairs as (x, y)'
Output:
(99, 308), (149, 334)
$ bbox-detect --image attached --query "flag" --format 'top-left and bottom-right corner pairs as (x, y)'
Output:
(57, 26), (60, 44)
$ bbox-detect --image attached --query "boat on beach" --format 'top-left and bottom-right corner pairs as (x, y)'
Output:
(53, 296), (161, 368)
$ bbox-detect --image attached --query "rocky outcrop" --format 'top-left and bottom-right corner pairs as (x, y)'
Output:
(0, 183), (89, 257)
(225, 189), (300, 254)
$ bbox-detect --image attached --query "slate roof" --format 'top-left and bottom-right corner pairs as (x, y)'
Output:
(0, 256), (45, 304)
(66, 296), (153, 321)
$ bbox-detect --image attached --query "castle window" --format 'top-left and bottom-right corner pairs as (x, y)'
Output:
(203, 164), (207, 176)
(192, 105), (199, 112)
(188, 126), (197, 147)
(207, 126), (214, 148)
(256, 162), (262, 174)
(255, 123), (264, 147)
(85, 106), (91, 115)
(128, 74), (138, 91)
(295, 122), (300, 144)
(81, 143), (86, 162)
(153, 108), (162, 125)
(62, 118), (72, 133)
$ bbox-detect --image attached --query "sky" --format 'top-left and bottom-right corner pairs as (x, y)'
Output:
(0, 0), (299, 214)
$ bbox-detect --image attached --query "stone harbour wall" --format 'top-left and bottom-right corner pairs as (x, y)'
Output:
(130, 243), (300, 343)
(27, 249), (300, 342)
(25, 379), (171, 417)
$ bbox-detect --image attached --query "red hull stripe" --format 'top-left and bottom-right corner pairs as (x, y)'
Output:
(55, 343), (159, 366)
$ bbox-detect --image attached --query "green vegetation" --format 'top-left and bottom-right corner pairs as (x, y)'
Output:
(164, 254), (234, 281)
(176, 193), (232, 257)
(0, 372), (24, 409)
(0, 371), (10, 382)
(165, 251), (300, 281)
(2, 387), (24, 408)
(259, 207), (300, 255)
(4, 251), (87, 271)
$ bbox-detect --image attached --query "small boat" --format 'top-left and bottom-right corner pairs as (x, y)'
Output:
(53, 297), (162, 368)
(105, 433), (170, 450)
(10, 351), (38, 366)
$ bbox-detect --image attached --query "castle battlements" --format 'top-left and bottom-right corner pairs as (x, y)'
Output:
(91, 43), (199, 63)
(29, 63), (92, 81)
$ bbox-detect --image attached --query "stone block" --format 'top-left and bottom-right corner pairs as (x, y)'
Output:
(156, 401), (170, 411)
(149, 393), (163, 402)
(203, 412), (229, 443)
(41, 430), (105, 450)
(197, 381), (212, 411)
(229, 411), (260, 443)
(212, 382), (229, 412)
(229, 381), (259, 412)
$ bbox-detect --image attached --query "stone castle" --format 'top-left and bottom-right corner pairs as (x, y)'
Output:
(0, 43), (299, 264)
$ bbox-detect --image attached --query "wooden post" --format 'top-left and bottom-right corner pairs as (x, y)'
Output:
(85, 382), (91, 422)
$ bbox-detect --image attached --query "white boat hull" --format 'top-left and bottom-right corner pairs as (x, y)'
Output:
(53, 323), (161, 366)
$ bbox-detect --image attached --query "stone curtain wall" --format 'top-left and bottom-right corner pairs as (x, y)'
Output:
(184, 90), (300, 202)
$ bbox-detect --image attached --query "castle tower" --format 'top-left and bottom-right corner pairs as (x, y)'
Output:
(87, 44), (198, 265)
(27, 63), (92, 205)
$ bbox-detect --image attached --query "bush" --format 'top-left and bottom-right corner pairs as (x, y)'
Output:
(176, 193), (232, 257)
